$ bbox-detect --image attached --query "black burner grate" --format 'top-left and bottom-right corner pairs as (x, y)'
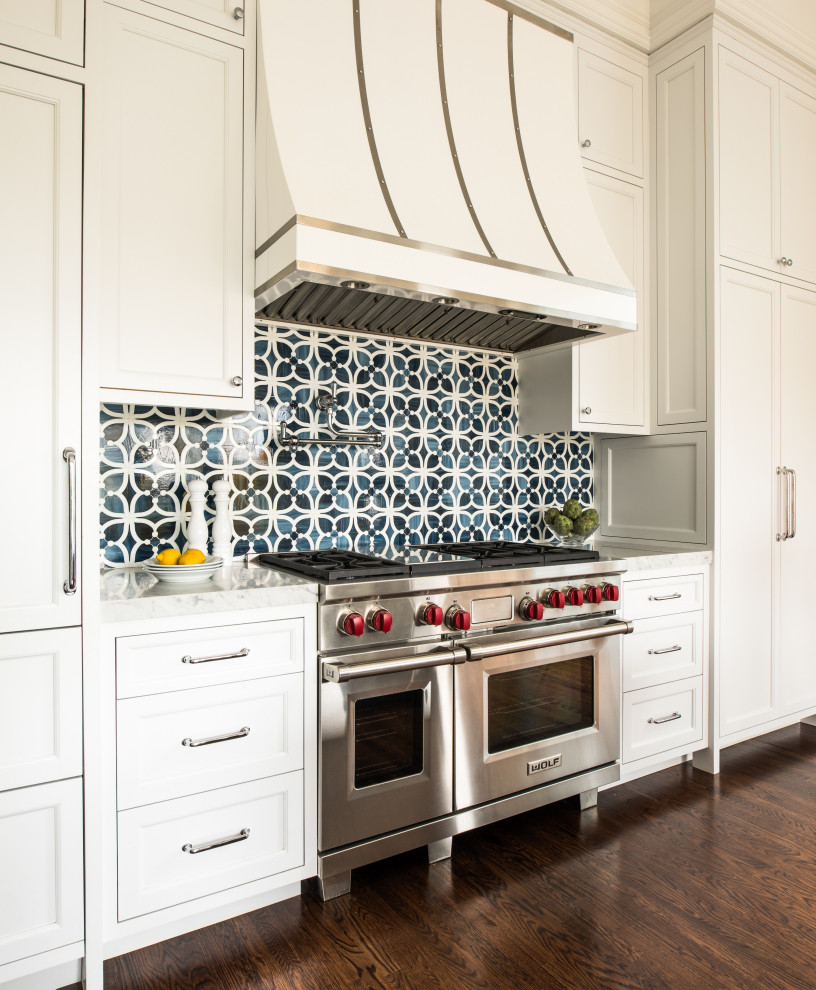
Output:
(256, 550), (409, 583)
(416, 540), (600, 570)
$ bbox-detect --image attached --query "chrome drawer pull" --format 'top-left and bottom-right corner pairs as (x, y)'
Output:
(648, 711), (682, 725)
(63, 447), (78, 596)
(182, 828), (250, 854)
(182, 726), (250, 748)
(181, 647), (250, 664)
(648, 593), (682, 601)
(648, 645), (682, 655)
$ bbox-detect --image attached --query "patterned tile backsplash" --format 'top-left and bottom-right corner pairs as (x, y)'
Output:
(99, 324), (593, 565)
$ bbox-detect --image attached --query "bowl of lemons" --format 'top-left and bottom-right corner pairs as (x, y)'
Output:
(143, 547), (223, 584)
(543, 500), (599, 548)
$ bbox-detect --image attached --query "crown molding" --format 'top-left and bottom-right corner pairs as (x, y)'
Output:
(511, 0), (651, 51)
(650, 0), (713, 51)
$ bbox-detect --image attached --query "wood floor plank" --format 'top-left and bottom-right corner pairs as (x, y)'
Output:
(104, 726), (816, 990)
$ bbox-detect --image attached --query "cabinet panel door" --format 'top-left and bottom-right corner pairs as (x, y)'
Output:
(100, 6), (245, 402)
(779, 285), (816, 713)
(0, 0), (84, 65)
(579, 171), (645, 429)
(0, 64), (81, 633)
(655, 48), (707, 425)
(141, 0), (244, 35)
(780, 84), (816, 285)
(578, 50), (644, 177)
(0, 779), (83, 965)
(718, 269), (778, 737)
(718, 47), (778, 272)
(0, 628), (82, 791)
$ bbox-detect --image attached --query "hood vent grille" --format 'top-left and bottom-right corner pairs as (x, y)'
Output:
(259, 282), (602, 352)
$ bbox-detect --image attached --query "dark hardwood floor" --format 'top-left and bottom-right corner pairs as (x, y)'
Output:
(104, 725), (816, 989)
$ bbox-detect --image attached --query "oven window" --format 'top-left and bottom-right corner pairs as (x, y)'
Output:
(353, 690), (424, 788)
(487, 657), (594, 754)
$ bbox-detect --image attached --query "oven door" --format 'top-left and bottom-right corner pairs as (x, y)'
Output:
(454, 620), (626, 810)
(319, 646), (456, 852)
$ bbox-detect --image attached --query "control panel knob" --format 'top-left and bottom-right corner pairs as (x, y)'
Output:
(446, 605), (471, 632)
(565, 587), (584, 607)
(370, 608), (393, 633)
(419, 603), (444, 626)
(583, 585), (603, 605)
(542, 589), (566, 610)
(339, 611), (365, 637)
(519, 596), (545, 621)
(602, 583), (620, 602)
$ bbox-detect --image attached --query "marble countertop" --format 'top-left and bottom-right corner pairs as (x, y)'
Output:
(593, 540), (712, 573)
(100, 560), (318, 623)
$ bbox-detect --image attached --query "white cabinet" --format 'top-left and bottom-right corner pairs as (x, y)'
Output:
(719, 46), (816, 285)
(0, 779), (84, 967)
(518, 170), (646, 434)
(0, 629), (82, 792)
(0, 0), (85, 65)
(99, 3), (252, 410)
(140, 0), (245, 35)
(578, 48), (644, 178)
(620, 566), (708, 777)
(718, 269), (816, 738)
(0, 62), (82, 634)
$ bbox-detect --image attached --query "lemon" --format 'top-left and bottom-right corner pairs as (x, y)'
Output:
(155, 548), (181, 566)
(179, 548), (207, 565)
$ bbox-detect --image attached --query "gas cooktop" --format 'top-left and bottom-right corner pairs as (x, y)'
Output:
(257, 541), (600, 583)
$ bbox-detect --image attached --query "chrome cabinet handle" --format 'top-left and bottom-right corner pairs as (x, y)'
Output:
(581, 406), (592, 415)
(181, 647), (250, 664)
(777, 466), (789, 541)
(63, 447), (77, 596)
(778, 257), (793, 266)
(232, 375), (243, 387)
(648, 593), (681, 601)
(182, 828), (249, 854)
(582, 139), (591, 148)
(789, 467), (796, 539)
(648, 645), (681, 655)
(233, 6), (244, 19)
(182, 726), (250, 748)
(648, 711), (681, 725)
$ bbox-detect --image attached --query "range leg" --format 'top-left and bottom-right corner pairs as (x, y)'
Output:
(427, 837), (452, 863)
(314, 870), (352, 901)
(578, 787), (598, 810)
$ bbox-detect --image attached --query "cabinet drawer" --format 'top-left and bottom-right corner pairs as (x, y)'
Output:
(117, 674), (303, 809)
(0, 778), (84, 966)
(623, 612), (703, 692)
(117, 618), (303, 698)
(139, 0), (244, 36)
(0, 628), (82, 790)
(622, 677), (704, 763)
(117, 773), (304, 920)
(624, 573), (705, 619)
(0, 0), (85, 66)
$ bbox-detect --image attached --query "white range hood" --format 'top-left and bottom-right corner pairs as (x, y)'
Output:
(255, 0), (636, 352)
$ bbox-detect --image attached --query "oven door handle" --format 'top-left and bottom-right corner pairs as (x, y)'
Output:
(463, 619), (634, 662)
(322, 646), (467, 683)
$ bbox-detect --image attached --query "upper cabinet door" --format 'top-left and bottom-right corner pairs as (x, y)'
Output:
(577, 49), (644, 178)
(0, 0), (84, 65)
(718, 47), (779, 271)
(578, 171), (645, 430)
(779, 84), (816, 285)
(140, 0), (245, 36)
(0, 64), (82, 633)
(99, 5), (249, 407)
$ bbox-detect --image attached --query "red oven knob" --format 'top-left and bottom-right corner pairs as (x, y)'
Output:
(419, 603), (444, 626)
(446, 605), (471, 631)
(369, 608), (393, 633)
(339, 611), (365, 637)
(543, 589), (566, 610)
(602, 583), (620, 602)
(565, 587), (584, 607)
(519, 597), (544, 621)
(584, 585), (603, 605)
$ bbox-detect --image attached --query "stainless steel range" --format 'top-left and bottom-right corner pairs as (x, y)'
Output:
(259, 542), (632, 900)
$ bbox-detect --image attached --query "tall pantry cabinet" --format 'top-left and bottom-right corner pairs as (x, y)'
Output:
(643, 25), (816, 769)
(0, 38), (85, 990)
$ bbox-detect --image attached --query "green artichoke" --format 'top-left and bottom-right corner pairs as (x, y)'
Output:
(563, 498), (583, 520)
(549, 513), (573, 536)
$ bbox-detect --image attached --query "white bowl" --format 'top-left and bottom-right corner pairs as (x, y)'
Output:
(143, 555), (223, 583)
